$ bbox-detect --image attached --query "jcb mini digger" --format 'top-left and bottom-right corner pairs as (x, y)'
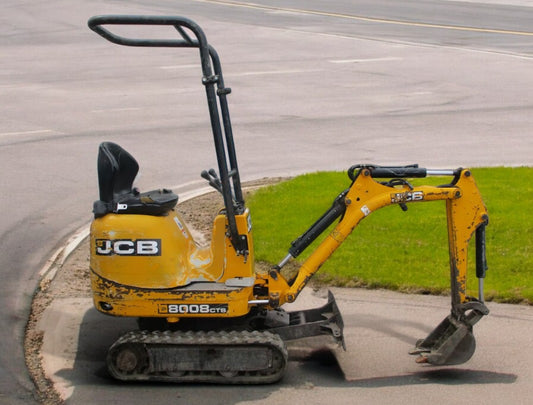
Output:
(88, 15), (489, 383)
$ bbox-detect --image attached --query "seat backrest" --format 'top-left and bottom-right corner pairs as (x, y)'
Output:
(97, 142), (139, 202)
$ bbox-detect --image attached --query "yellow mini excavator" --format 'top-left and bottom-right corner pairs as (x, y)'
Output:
(88, 15), (489, 383)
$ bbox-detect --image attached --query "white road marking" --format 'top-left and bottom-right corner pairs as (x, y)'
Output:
(0, 129), (54, 138)
(226, 69), (321, 77)
(90, 107), (141, 113)
(329, 57), (401, 63)
(159, 64), (200, 70)
(197, 0), (533, 36)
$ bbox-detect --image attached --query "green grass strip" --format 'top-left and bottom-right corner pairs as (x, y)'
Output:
(247, 167), (532, 304)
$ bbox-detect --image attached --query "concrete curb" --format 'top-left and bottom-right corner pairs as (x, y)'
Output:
(38, 224), (90, 290)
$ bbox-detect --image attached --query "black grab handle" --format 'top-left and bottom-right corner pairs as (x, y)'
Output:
(88, 15), (207, 49)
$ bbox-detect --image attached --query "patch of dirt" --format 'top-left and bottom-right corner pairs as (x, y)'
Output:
(25, 234), (92, 404)
(25, 291), (60, 404)
(24, 178), (285, 404)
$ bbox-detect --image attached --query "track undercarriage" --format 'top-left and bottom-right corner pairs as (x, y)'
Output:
(107, 292), (344, 383)
(107, 330), (288, 384)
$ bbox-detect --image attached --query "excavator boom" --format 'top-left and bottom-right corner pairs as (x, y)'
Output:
(270, 165), (489, 365)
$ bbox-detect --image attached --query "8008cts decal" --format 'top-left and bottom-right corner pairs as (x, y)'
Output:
(158, 303), (228, 314)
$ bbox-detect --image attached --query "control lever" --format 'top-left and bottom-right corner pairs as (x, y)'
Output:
(201, 169), (223, 193)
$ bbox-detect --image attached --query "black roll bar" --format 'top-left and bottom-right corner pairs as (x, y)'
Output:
(88, 15), (246, 253)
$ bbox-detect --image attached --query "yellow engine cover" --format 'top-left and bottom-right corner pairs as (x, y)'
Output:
(90, 210), (225, 289)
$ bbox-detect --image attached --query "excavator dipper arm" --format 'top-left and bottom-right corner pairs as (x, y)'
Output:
(271, 165), (489, 365)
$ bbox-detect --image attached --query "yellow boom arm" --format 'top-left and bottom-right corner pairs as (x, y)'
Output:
(261, 166), (489, 365)
(287, 168), (487, 303)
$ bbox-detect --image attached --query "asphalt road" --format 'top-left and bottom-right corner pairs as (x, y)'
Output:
(40, 286), (533, 404)
(1, 0), (532, 403)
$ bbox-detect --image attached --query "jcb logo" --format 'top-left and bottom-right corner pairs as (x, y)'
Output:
(95, 239), (161, 256)
(391, 191), (424, 204)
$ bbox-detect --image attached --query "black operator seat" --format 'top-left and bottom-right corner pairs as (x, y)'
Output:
(93, 142), (178, 218)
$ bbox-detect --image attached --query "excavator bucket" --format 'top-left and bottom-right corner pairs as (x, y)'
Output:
(411, 216), (490, 366)
(409, 301), (489, 365)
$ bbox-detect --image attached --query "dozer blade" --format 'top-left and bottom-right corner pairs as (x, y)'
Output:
(409, 301), (489, 365)
(271, 290), (345, 351)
